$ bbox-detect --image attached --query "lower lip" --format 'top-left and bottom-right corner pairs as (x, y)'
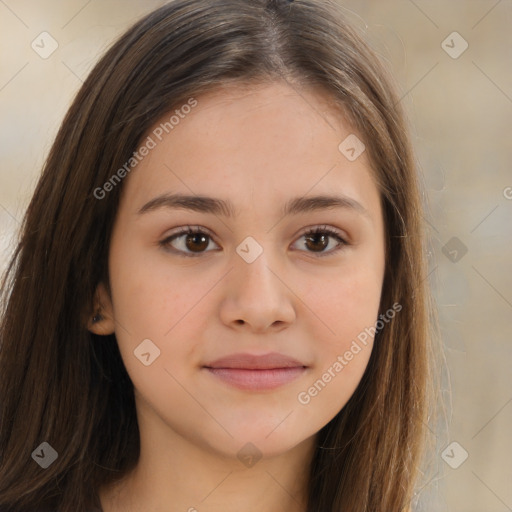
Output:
(205, 367), (306, 391)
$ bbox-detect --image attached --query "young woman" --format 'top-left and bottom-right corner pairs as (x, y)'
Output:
(0, 0), (439, 510)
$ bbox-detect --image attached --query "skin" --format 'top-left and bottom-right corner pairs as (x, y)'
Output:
(90, 80), (386, 512)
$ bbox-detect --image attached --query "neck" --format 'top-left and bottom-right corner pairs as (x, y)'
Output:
(99, 412), (316, 512)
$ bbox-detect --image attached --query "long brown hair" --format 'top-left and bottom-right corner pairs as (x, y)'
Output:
(0, 0), (440, 510)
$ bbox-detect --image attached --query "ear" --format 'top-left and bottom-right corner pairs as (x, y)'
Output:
(87, 281), (116, 336)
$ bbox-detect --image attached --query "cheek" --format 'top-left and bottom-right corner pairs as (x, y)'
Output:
(295, 276), (378, 422)
(108, 241), (214, 378)
(295, 257), (382, 412)
(109, 237), (199, 336)
(301, 261), (382, 348)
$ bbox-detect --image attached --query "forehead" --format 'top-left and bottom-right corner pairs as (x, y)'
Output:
(117, 81), (381, 220)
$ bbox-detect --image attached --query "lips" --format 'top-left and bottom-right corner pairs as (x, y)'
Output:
(205, 352), (307, 370)
(203, 352), (308, 391)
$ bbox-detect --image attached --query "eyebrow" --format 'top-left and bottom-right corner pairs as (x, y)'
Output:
(137, 192), (370, 219)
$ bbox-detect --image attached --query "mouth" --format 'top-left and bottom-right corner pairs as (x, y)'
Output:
(203, 352), (308, 391)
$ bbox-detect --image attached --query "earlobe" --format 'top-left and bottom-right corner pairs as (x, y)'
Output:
(87, 281), (116, 335)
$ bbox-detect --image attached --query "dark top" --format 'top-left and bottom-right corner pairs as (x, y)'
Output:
(10, 507), (103, 512)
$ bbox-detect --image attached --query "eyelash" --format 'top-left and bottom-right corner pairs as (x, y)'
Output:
(159, 225), (349, 258)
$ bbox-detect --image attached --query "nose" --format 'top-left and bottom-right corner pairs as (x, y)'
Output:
(219, 244), (296, 333)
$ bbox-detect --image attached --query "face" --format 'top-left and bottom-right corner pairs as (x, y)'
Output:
(91, 81), (386, 461)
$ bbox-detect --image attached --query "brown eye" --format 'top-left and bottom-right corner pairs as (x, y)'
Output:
(293, 226), (348, 256)
(304, 232), (329, 252)
(160, 227), (218, 257)
(183, 232), (209, 252)
(160, 225), (348, 258)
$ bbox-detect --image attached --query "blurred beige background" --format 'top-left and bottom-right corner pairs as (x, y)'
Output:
(0, 1), (511, 510)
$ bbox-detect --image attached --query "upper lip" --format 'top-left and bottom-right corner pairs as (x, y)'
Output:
(204, 352), (307, 370)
